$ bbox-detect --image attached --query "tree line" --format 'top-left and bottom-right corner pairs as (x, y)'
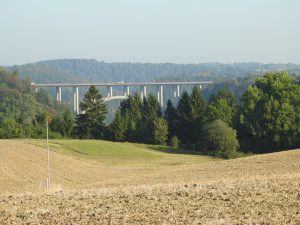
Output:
(1, 68), (299, 158)
(74, 71), (300, 158)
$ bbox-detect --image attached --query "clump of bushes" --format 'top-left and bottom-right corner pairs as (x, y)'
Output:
(169, 136), (180, 148)
(202, 119), (239, 159)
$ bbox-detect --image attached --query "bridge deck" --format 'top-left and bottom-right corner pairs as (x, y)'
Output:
(32, 81), (213, 88)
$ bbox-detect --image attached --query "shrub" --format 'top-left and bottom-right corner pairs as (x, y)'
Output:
(202, 119), (239, 159)
(169, 136), (180, 148)
(153, 118), (168, 145)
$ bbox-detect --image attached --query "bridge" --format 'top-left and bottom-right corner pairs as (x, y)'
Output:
(32, 81), (213, 114)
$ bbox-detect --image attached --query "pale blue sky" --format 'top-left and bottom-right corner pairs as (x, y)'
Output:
(1, 0), (299, 65)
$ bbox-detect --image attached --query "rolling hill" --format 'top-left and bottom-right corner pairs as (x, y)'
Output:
(6, 59), (300, 84)
(0, 139), (300, 224)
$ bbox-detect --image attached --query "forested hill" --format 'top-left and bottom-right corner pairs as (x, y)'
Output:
(6, 59), (300, 83)
(0, 68), (72, 138)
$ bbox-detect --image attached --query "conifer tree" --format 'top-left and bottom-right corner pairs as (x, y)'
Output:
(153, 117), (168, 145)
(62, 109), (74, 137)
(75, 85), (107, 139)
(176, 91), (192, 144)
(164, 99), (177, 140)
(139, 94), (162, 143)
(119, 94), (143, 142)
(108, 111), (126, 141)
(189, 86), (206, 144)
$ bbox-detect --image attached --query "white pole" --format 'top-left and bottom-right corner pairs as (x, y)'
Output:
(46, 119), (51, 191)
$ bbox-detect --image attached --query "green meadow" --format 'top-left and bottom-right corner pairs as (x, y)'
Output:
(28, 139), (217, 167)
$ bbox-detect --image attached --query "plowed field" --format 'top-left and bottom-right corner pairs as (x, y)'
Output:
(0, 140), (299, 224)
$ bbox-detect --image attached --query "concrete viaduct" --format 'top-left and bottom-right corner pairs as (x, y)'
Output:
(32, 81), (213, 114)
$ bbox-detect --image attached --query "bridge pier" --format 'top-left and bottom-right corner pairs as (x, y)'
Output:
(123, 86), (130, 97)
(160, 85), (164, 107)
(177, 85), (180, 97)
(73, 86), (79, 114)
(173, 85), (177, 97)
(157, 86), (160, 103)
(56, 87), (62, 102)
(156, 85), (164, 107)
(140, 85), (147, 100)
(107, 86), (113, 97)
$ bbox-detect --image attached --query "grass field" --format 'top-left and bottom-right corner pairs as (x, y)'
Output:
(29, 139), (216, 166)
(0, 139), (300, 224)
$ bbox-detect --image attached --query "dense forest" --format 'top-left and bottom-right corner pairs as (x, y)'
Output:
(1, 67), (299, 158)
(0, 68), (73, 138)
(5, 59), (300, 119)
(6, 59), (300, 84)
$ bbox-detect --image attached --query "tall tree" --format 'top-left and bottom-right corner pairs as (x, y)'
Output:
(176, 91), (192, 144)
(75, 85), (108, 139)
(139, 94), (162, 143)
(153, 117), (168, 145)
(62, 109), (74, 137)
(206, 89), (237, 126)
(238, 72), (300, 152)
(108, 110), (127, 141)
(189, 86), (206, 144)
(119, 94), (143, 142)
(164, 100), (177, 140)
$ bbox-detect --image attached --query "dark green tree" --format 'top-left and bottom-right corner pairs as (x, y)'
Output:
(108, 110), (127, 141)
(238, 72), (300, 152)
(164, 100), (177, 140)
(189, 86), (206, 144)
(176, 87), (206, 146)
(119, 94), (143, 142)
(49, 115), (63, 135)
(176, 91), (192, 144)
(75, 85), (108, 139)
(202, 119), (239, 159)
(0, 117), (23, 138)
(62, 109), (74, 137)
(139, 94), (162, 143)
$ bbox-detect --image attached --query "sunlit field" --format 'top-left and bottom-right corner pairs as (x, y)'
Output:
(0, 139), (299, 224)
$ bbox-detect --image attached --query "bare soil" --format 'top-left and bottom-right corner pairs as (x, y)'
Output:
(0, 140), (300, 224)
